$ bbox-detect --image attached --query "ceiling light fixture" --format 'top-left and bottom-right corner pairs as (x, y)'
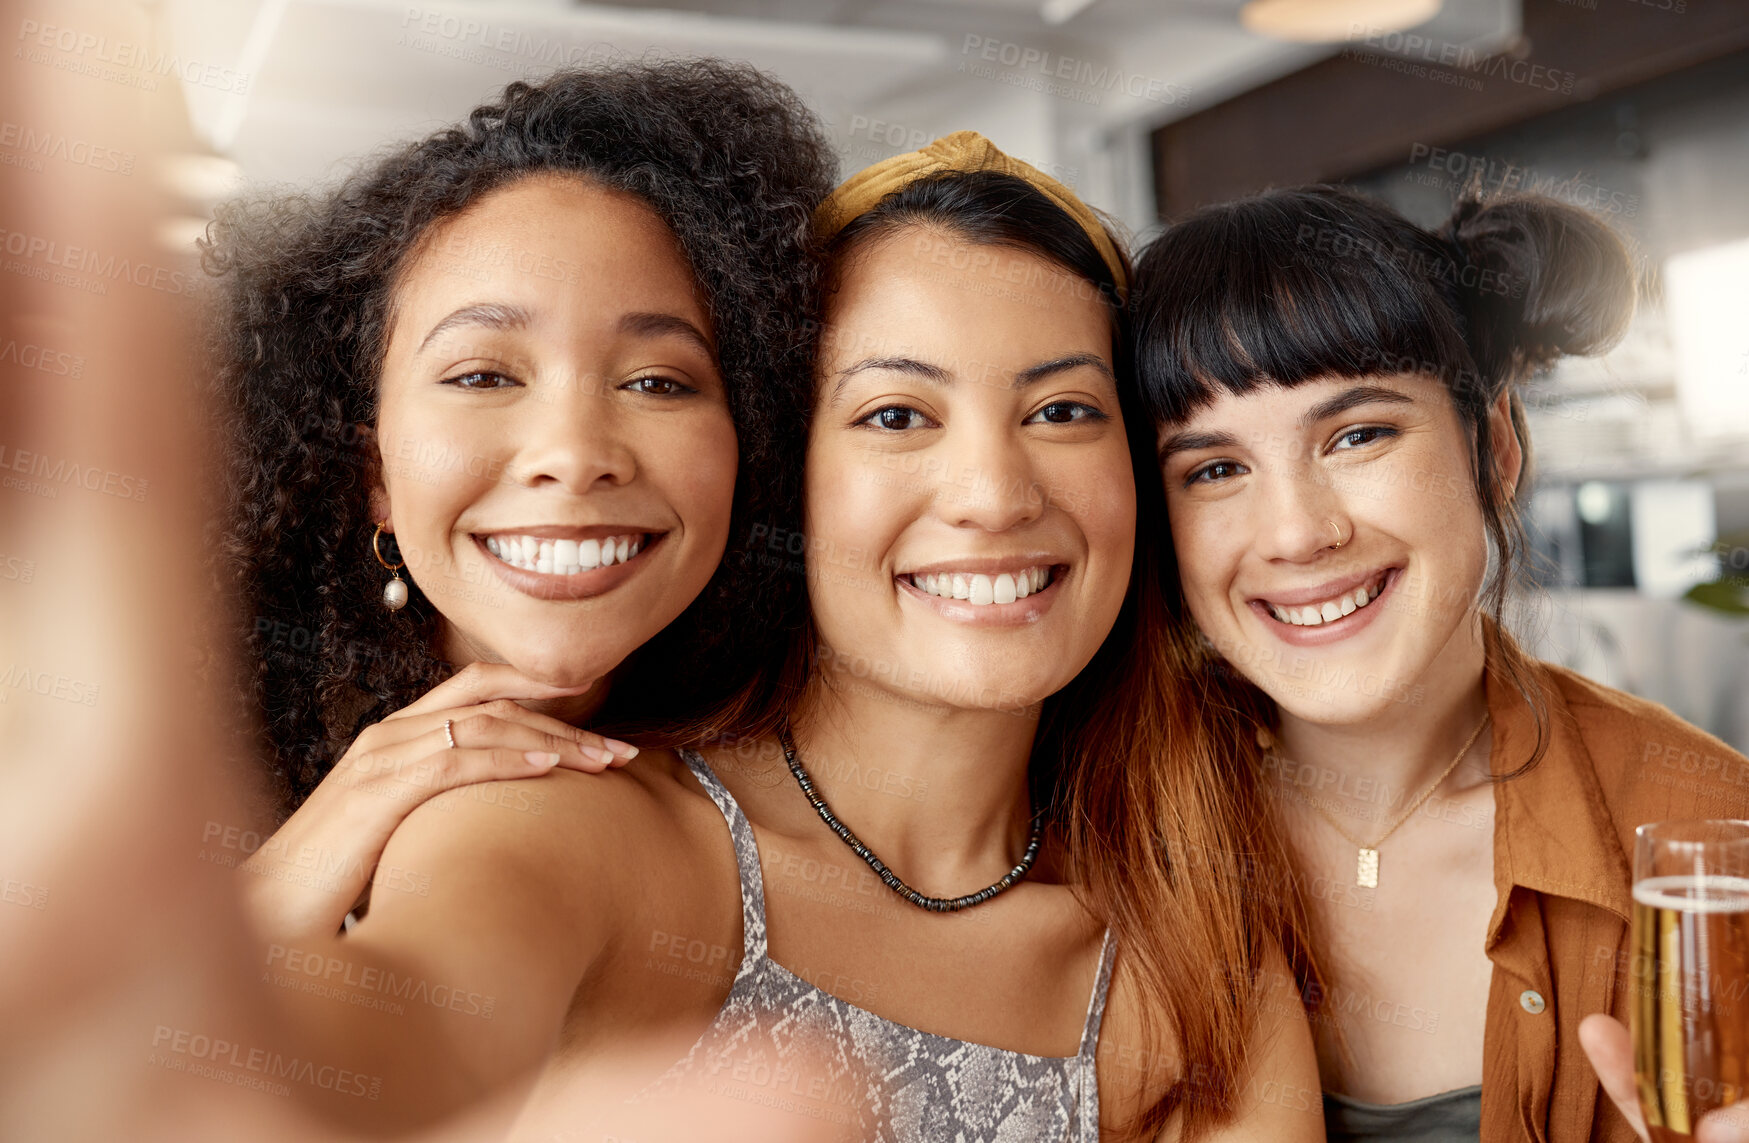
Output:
(1041, 0), (1098, 25)
(1240, 0), (1442, 43)
(156, 154), (243, 203)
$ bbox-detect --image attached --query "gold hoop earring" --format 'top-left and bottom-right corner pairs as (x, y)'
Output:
(373, 521), (408, 611)
(1327, 520), (1347, 550)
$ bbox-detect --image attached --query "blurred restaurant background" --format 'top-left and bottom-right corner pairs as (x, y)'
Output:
(144, 0), (1749, 749)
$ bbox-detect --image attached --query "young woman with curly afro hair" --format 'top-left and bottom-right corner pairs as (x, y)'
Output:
(203, 61), (834, 1092)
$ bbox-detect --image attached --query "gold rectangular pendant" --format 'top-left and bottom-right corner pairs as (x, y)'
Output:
(1357, 847), (1379, 888)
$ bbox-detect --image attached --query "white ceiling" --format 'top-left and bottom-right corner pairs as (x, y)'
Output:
(159, 0), (1515, 226)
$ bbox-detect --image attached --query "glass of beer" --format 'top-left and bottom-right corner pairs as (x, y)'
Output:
(1633, 820), (1749, 1141)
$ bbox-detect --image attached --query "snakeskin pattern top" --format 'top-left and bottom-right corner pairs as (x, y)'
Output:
(639, 749), (1117, 1143)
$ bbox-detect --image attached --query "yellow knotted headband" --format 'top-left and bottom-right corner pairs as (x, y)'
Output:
(814, 130), (1127, 302)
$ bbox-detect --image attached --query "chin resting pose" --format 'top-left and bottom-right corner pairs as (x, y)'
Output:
(207, 61), (833, 1130)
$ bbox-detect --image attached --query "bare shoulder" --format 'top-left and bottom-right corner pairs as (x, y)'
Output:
(285, 750), (734, 1101)
(1094, 943), (1182, 1135)
(1098, 941), (1321, 1143)
(373, 747), (723, 940)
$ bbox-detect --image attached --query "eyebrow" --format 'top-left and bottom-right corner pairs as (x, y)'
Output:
(1017, 352), (1116, 387)
(618, 311), (715, 359)
(1156, 384), (1416, 461)
(417, 302), (532, 353)
(831, 351), (1113, 402)
(830, 356), (954, 402)
(415, 306), (714, 359)
(1299, 384), (1414, 427)
(1157, 429), (1241, 462)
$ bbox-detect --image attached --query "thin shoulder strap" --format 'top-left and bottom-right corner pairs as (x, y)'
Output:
(679, 749), (769, 968)
(1077, 928), (1118, 1059)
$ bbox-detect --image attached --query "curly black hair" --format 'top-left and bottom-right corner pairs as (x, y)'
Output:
(203, 60), (835, 816)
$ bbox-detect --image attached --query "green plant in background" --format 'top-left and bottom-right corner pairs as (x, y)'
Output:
(1684, 529), (1749, 616)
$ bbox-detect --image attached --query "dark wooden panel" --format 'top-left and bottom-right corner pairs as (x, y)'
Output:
(1151, 0), (1749, 218)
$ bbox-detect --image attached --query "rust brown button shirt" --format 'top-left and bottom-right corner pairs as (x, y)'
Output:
(1481, 640), (1749, 1143)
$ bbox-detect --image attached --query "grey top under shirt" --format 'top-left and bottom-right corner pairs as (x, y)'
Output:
(1324, 1084), (1483, 1142)
(638, 749), (1118, 1143)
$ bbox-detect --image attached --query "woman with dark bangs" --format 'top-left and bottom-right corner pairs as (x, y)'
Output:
(1129, 186), (1749, 1142)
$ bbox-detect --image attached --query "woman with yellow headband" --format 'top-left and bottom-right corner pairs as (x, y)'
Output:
(259, 128), (1322, 1142)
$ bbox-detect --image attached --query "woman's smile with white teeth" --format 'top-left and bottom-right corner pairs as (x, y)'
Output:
(1262, 573), (1388, 627)
(482, 533), (648, 575)
(904, 566), (1055, 606)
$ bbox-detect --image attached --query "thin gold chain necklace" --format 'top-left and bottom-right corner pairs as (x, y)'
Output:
(1269, 714), (1490, 888)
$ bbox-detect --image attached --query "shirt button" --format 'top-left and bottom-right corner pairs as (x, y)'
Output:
(1520, 990), (1547, 1015)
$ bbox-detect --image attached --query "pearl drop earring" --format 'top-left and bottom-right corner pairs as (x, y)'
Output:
(373, 521), (408, 611)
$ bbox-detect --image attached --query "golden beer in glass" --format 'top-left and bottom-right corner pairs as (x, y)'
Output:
(1632, 820), (1749, 1141)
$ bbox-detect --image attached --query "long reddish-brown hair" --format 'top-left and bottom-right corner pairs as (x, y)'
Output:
(672, 170), (1308, 1140)
(1129, 184), (1637, 1058)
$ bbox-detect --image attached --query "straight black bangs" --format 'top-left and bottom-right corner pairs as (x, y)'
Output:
(1131, 186), (1481, 426)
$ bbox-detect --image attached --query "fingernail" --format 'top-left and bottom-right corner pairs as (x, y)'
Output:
(603, 739), (638, 759)
(580, 746), (614, 766)
(525, 751), (560, 767)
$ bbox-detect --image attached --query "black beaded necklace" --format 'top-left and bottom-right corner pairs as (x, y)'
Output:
(777, 723), (1043, 914)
